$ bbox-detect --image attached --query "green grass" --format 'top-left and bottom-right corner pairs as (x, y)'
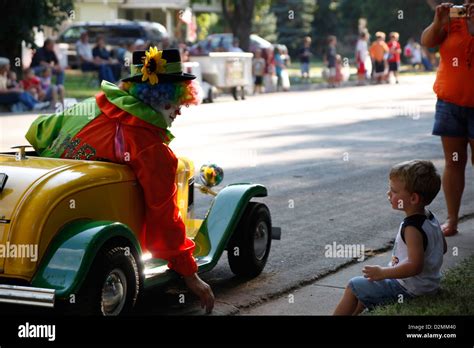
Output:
(366, 255), (474, 315)
(64, 70), (100, 100)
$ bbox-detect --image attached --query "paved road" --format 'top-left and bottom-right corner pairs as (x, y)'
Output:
(1, 75), (473, 315)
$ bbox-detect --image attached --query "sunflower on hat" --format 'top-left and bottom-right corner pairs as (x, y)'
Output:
(141, 46), (167, 85)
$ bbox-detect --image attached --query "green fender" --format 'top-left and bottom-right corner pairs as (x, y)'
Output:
(195, 183), (268, 271)
(31, 220), (141, 299)
(144, 183), (268, 289)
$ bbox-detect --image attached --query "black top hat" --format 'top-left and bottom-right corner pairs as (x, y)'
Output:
(122, 48), (195, 84)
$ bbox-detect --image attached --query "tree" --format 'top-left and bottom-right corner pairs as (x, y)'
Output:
(0, 0), (73, 66)
(252, 0), (277, 43)
(221, 0), (256, 51)
(271, 0), (316, 56)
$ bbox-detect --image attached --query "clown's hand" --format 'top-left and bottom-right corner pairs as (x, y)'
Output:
(183, 273), (215, 313)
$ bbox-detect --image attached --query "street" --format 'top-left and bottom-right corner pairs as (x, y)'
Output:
(1, 75), (473, 315)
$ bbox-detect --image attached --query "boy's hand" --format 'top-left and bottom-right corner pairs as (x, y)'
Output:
(363, 265), (385, 281)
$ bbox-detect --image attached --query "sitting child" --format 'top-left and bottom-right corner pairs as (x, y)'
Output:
(20, 68), (44, 101)
(334, 160), (447, 315)
(39, 66), (64, 109)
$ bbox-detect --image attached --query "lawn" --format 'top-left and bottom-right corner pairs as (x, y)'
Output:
(366, 255), (474, 315)
(64, 69), (100, 100)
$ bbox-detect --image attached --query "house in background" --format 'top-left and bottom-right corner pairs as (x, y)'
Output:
(72, 0), (221, 40)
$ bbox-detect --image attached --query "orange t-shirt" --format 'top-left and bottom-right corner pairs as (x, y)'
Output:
(370, 41), (389, 62)
(433, 19), (474, 107)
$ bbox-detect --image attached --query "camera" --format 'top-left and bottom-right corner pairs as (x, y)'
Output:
(450, 5), (467, 18)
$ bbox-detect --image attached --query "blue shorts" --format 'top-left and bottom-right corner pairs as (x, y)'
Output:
(348, 276), (413, 309)
(301, 62), (310, 74)
(432, 99), (474, 139)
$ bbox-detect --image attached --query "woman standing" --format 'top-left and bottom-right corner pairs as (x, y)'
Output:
(421, 1), (474, 236)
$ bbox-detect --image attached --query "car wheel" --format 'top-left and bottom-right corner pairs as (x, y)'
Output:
(227, 202), (272, 278)
(62, 245), (140, 316)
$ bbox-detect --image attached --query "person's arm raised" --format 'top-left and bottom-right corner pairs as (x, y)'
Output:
(421, 3), (452, 48)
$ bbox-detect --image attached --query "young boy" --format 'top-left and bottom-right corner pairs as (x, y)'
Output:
(334, 160), (447, 315)
(324, 35), (338, 88)
(369, 32), (389, 84)
(387, 32), (402, 84)
(39, 66), (64, 108)
(252, 48), (265, 95)
(299, 36), (312, 82)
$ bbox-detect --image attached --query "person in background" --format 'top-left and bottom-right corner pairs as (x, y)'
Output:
(274, 45), (285, 91)
(76, 31), (115, 84)
(20, 68), (43, 101)
(280, 45), (291, 91)
(355, 31), (372, 85)
(229, 38), (243, 53)
(387, 32), (402, 84)
(92, 35), (122, 82)
(335, 54), (344, 87)
(252, 48), (265, 95)
(6, 71), (19, 88)
(370, 31), (389, 84)
(404, 38), (423, 70)
(39, 66), (64, 109)
(421, 46), (434, 71)
(299, 36), (312, 82)
(30, 38), (65, 87)
(324, 35), (338, 88)
(0, 58), (49, 111)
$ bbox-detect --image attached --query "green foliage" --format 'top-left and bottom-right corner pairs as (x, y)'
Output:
(0, 0), (73, 62)
(196, 13), (222, 41)
(338, 0), (435, 45)
(252, 0), (277, 43)
(271, 0), (316, 55)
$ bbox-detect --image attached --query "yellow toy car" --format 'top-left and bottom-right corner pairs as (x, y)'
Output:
(0, 146), (280, 315)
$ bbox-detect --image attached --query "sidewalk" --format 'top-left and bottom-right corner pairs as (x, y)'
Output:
(240, 217), (474, 316)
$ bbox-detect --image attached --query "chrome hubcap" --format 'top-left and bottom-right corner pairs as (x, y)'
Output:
(101, 268), (127, 316)
(254, 221), (269, 261)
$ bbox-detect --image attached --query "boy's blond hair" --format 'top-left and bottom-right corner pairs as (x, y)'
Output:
(390, 32), (400, 40)
(389, 160), (441, 205)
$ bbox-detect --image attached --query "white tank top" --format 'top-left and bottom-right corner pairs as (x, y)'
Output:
(390, 210), (444, 296)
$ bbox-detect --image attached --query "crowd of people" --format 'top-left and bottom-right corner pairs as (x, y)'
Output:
(0, 26), (443, 112)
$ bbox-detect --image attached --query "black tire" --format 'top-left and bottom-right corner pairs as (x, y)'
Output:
(227, 202), (272, 278)
(60, 245), (140, 316)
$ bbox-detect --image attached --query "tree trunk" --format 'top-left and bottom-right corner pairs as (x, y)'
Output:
(222, 0), (255, 52)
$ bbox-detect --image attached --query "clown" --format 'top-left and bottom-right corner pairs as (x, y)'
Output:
(25, 48), (215, 313)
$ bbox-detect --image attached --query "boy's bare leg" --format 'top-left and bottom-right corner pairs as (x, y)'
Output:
(352, 301), (365, 315)
(333, 286), (358, 315)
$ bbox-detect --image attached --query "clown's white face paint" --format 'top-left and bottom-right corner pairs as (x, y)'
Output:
(159, 104), (182, 127)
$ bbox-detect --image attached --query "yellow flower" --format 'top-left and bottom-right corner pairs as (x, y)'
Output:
(141, 46), (167, 85)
